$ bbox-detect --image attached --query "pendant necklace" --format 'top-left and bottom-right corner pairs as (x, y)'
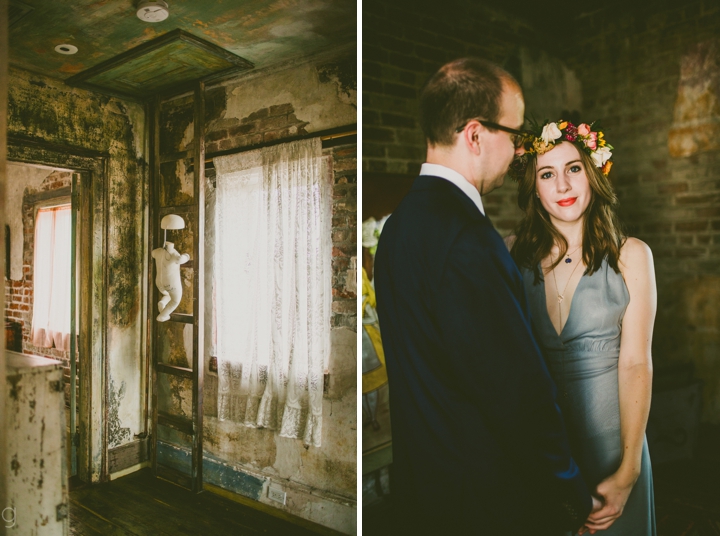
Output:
(552, 246), (581, 403)
(551, 256), (582, 313)
(563, 245), (582, 264)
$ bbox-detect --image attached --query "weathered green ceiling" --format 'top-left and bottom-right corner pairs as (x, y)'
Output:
(65, 30), (254, 100)
(9, 0), (356, 82)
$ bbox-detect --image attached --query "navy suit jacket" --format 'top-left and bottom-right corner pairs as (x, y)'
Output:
(374, 175), (592, 535)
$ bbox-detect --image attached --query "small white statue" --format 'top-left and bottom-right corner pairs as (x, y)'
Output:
(152, 241), (190, 321)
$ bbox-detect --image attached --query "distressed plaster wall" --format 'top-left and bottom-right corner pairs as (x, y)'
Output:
(7, 66), (148, 448)
(4, 164), (75, 402)
(159, 55), (356, 533)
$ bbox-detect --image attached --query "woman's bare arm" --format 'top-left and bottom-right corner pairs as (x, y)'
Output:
(583, 237), (656, 533)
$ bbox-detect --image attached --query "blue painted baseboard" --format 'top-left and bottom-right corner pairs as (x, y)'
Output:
(156, 441), (265, 500)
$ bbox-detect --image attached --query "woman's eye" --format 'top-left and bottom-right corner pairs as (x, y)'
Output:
(569, 165), (582, 173)
(540, 171), (553, 180)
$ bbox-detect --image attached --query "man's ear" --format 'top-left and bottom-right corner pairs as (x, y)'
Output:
(461, 120), (483, 155)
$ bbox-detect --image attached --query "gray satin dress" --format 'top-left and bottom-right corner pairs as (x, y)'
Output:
(521, 259), (656, 536)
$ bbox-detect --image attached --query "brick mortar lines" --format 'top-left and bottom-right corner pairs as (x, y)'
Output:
(329, 144), (357, 331)
(362, 0), (542, 177)
(563, 8), (720, 277)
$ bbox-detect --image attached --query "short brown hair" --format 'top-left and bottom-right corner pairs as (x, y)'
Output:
(419, 58), (518, 146)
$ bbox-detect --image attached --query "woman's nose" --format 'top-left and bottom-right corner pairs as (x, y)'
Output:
(557, 174), (571, 192)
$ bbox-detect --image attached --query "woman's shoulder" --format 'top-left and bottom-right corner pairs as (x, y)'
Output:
(503, 234), (516, 252)
(619, 237), (654, 275)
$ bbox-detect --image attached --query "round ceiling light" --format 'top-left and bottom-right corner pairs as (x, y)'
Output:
(55, 44), (78, 55)
(137, 0), (169, 23)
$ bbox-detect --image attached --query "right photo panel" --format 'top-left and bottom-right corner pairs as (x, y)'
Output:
(361, 1), (720, 534)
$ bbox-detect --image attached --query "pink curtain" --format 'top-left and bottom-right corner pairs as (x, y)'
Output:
(31, 205), (72, 350)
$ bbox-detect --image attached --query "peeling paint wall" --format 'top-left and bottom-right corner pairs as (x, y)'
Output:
(4, 164), (76, 403)
(5, 163), (54, 279)
(7, 66), (148, 448)
(160, 55), (356, 533)
(5, 354), (68, 534)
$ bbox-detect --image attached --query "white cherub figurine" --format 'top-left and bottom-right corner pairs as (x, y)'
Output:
(152, 241), (190, 321)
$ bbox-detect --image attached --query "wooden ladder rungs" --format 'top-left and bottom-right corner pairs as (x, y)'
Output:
(168, 313), (193, 323)
(157, 363), (193, 378)
(158, 411), (194, 436)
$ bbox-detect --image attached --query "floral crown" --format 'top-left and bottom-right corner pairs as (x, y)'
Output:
(509, 119), (614, 181)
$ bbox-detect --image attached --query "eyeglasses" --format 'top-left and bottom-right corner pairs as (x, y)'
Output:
(455, 119), (529, 149)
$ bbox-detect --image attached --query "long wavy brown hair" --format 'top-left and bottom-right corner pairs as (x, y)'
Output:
(510, 142), (625, 284)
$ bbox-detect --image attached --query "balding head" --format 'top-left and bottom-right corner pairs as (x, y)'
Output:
(419, 58), (521, 147)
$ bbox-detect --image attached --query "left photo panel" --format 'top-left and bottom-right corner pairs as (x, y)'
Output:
(0, 1), (357, 534)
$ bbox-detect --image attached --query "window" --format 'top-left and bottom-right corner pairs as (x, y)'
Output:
(213, 138), (331, 447)
(31, 204), (72, 350)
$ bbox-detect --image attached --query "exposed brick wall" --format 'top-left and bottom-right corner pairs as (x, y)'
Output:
(327, 143), (358, 331)
(556, 2), (720, 421)
(365, 0), (720, 421)
(205, 103), (310, 155)
(4, 170), (75, 403)
(362, 0), (544, 235)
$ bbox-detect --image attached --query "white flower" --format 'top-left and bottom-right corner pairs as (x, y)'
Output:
(541, 122), (562, 144)
(591, 147), (613, 167)
(362, 218), (378, 248)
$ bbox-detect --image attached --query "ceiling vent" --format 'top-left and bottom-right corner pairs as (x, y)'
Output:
(137, 1), (170, 23)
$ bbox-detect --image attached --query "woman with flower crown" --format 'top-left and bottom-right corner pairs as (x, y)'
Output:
(507, 120), (656, 535)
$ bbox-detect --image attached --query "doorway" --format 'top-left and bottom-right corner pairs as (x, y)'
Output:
(7, 136), (109, 483)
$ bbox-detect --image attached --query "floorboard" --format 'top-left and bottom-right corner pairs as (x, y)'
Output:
(70, 469), (321, 536)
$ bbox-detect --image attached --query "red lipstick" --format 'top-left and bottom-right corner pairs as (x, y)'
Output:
(557, 197), (577, 207)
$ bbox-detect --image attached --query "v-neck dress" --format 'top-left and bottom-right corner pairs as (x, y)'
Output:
(521, 259), (656, 536)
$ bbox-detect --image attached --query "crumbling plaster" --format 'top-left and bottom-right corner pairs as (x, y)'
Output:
(8, 66), (148, 450)
(5, 162), (54, 280)
(220, 59), (356, 134)
(191, 57), (356, 532)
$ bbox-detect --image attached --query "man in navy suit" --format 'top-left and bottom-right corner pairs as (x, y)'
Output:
(374, 58), (598, 534)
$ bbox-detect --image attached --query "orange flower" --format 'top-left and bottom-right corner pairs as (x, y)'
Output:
(601, 160), (613, 175)
(533, 138), (554, 155)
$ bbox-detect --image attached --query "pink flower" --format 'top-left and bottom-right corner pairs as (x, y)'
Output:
(577, 123), (591, 136)
(584, 132), (598, 150)
(564, 124), (578, 142)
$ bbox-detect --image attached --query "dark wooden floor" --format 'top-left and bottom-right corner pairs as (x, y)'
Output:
(69, 469), (322, 536)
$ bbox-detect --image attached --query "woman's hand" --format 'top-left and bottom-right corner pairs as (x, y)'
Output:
(582, 471), (636, 533)
(577, 496), (603, 535)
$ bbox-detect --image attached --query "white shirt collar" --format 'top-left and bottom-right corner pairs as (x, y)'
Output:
(420, 163), (485, 215)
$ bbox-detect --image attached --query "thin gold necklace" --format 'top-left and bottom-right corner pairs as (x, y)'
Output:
(551, 257), (582, 326)
(563, 245), (582, 264)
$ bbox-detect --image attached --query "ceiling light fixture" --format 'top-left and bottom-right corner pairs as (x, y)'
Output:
(136, 0), (169, 23)
(55, 44), (78, 55)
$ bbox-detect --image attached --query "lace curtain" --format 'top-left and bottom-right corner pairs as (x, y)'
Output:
(213, 138), (331, 447)
(31, 205), (72, 349)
